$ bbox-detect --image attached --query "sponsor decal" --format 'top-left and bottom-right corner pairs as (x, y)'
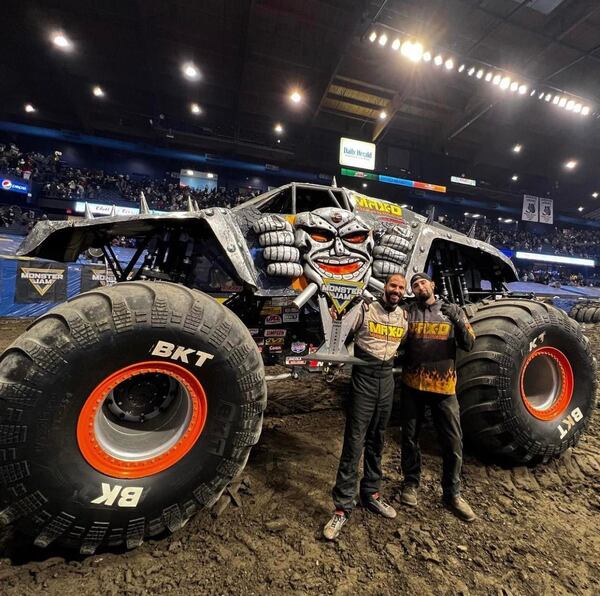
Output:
(283, 306), (298, 313)
(248, 328), (260, 336)
(557, 407), (583, 440)
(308, 345), (318, 354)
(15, 262), (68, 303)
(260, 306), (282, 315)
(354, 195), (403, 217)
(1, 178), (29, 194)
(265, 314), (283, 325)
(408, 321), (451, 339)
(368, 321), (406, 339)
(151, 340), (214, 368)
(265, 329), (287, 337)
(91, 483), (143, 508)
(322, 278), (365, 314)
(269, 345), (283, 353)
(528, 332), (546, 352)
(283, 312), (300, 323)
(80, 266), (117, 292)
(266, 337), (285, 346)
(285, 356), (307, 366)
(272, 297), (294, 306)
(291, 341), (307, 354)
(451, 175), (476, 187)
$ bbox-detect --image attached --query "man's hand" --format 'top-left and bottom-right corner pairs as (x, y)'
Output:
(440, 302), (462, 324)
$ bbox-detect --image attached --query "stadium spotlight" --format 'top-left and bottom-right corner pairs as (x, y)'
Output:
(492, 74), (501, 85)
(362, 183), (368, 188)
(558, 97), (567, 108)
(538, 91), (545, 99)
(476, 69), (484, 79)
(512, 144), (522, 153)
(552, 95), (560, 105)
(391, 38), (401, 51)
(544, 93), (552, 102)
(368, 31), (377, 43)
(505, 219), (513, 223)
(290, 90), (302, 104)
(485, 72), (493, 82)
(51, 32), (73, 51)
(581, 106), (590, 116)
(592, 192), (598, 198)
(379, 110), (388, 120)
(566, 100), (575, 111)
(182, 62), (200, 81)
(574, 103), (582, 114)
(500, 76), (510, 90)
(274, 122), (283, 134)
(444, 58), (454, 70)
(207, 173), (214, 179)
(378, 33), (388, 46)
(190, 102), (202, 114)
(530, 89), (537, 96)
(510, 81), (518, 92)
(458, 64), (465, 72)
(422, 51), (432, 62)
(511, 174), (519, 181)
(578, 206), (584, 212)
(92, 85), (105, 98)
(401, 40), (423, 62)
(467, 67), (475, 76)
(564, 160), (578, 170)
(518, 84), (528, 95)
(24, 103), (36, 113)
(434, 54), (443, 66)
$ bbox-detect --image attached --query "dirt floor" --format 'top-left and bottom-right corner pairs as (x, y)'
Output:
(0, 318), (599, 595)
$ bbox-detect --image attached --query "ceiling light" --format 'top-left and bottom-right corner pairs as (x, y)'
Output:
(92, 85), (105, 98)
(362, 183), (368, 188)
(544, 93), (552, 102)
(558, 97), (567, 108)
(552, 95), (560, 105)
(467, 67), (475, 76)
(498, 217), (504, 221)
(422, 51), (432, 62)
(505, 219), (513, 224)
(378, 33), (388, 46)
(565, 160), (577, 169)
(379, 110), (387, 120)
(578, 206), (584, 212)
(274, 122), (283, 134)
(464, 212), (470, 216)
(434, 54), (443, 66)
(368, 31), (377, 43)
(530, 89), (536, 96)
(391, 38), (401, 51)
(207, 173), (214, 179)
(511, 174), (518, 181)
(24, 103), (36, 113)
(574, 103), (582, 113)
(485, 72), (493, 82)
(592, 192), (598, 198)
(499, 77), (510, 90)
(401, 40), (423, 62)
(510, 81), (519, 92)
(444, 58), (454, 70)
(566, 100), (575, 111)
(512, 144), (522, 153)
(51, 32), (73, 50)
(458, 64), (465, 72)
(518, 84), (527, 95)
(190, 102), (202, 114)
(538, 91), (545, 99)
(581, 105), (590, 116)
(185, 169), (194, 176)
(290, 90), (302, 104)
(493, 74), (501, 85)
(182, 62), (200, 81)
(476, 69), (484, 79)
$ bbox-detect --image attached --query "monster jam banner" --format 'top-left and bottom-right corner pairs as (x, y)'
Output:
(80, 265), (117, 292)
(539, 197), (554, 225)
(15, 261), (68, 303)
(521, 195), (539, 222)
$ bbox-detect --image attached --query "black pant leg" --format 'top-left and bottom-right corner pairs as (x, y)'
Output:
(360, 372), (394, 498)
(400, 385), (426, 488)
(332, 368), (377, 513)
(430, 394), (463, 499)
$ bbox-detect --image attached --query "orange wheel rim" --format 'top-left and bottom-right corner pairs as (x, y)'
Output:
(77, 361), (207, 479)
(520, 347), (573, 421)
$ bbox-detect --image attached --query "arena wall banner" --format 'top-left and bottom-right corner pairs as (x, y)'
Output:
(15, 261), (68, 303)
(80, 265), (117, 292)
(521, 195), (539, 222)
(539, 197), (554, 225)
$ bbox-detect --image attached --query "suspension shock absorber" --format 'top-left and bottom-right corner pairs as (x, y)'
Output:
(434, 249), (450, 301)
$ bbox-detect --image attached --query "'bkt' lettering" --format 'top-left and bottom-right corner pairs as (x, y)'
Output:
(151, 340), (214, 367)
(91, 483), (143, 507)
(557, 407), (583, 439)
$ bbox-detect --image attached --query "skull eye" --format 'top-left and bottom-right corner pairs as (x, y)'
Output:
(343, 231), (368, 244)
(309, 229), (334, 243)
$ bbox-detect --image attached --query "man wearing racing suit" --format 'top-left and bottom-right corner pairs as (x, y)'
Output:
(400, 272), (477, 522)
(323, 274), (408, 540)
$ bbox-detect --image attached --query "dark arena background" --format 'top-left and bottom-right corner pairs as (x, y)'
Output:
(1, 1), (600, 593)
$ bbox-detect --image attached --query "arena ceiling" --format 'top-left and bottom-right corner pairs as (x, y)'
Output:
(3, 0), (600, 216)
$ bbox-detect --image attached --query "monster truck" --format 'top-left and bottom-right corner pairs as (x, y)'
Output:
(0, 182), (595, 553)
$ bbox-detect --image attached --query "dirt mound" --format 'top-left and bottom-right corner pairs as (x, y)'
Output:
(0, 319), (599, 594)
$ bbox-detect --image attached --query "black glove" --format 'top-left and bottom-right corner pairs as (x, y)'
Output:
(440, 302), (462, 324)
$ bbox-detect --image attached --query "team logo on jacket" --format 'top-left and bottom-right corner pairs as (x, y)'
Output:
(368, 321), (405, 340)
(408, 321), (451, 339)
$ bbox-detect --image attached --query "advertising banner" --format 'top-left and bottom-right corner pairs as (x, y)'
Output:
(339, 138), (376, 171)
(1, 177), (29, 195)
(80, 265), (117, 292)
(539, 197), (554, 225)
(15, 261), (68, 303)
(521, 195), (539, 222)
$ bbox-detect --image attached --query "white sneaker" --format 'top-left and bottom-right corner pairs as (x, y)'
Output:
(323, 510), (348, 540)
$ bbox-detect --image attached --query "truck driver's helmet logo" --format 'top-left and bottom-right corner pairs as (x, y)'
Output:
(295, 208), (374, 285)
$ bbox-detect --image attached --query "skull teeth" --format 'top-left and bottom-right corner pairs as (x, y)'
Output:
(316, 258), (360, 265)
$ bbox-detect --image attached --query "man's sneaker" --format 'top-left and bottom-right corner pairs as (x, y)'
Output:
(444, 495), (476, 522)
(323, 510), (348, 540)
(363, 492), (397, 519)
(400, 485), (418, 507)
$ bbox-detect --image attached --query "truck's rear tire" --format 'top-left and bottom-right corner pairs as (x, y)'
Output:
(569, 300), (600, 324)
(0, 281), (266, 553)
(457, 298), (596, 465)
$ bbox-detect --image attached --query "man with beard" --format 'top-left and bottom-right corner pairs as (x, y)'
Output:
(323, 273), (408, 540)
(399, 272), (476, 521)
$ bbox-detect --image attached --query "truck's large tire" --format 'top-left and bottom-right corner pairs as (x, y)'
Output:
(457, 298), (596, 465)
(0, 281), (266, 553)
(569, 300), (600, 324)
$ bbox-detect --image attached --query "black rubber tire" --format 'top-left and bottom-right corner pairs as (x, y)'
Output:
(570, 300), (600, 324)
(0, 281), (266, 554)
(457, 298), (597, 465)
